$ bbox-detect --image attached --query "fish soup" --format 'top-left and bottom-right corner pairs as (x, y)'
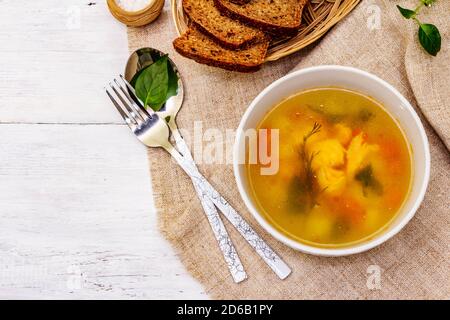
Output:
(247, 88), (412, 247)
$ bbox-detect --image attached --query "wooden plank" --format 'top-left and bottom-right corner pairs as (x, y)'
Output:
(0, 0), (129, 124)
(0, 124), (206, 299)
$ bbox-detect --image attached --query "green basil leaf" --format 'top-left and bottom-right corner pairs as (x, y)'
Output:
(130, 52), (167, 87)
(166, 61), (179, 103)
(131, 55), (179, 111)
(396, 5), (415, 19)
(130, 66), (147, 88)
(421, 0), (436, 6)
(418, 23), (441, 56)
(134, 55), (169, 111)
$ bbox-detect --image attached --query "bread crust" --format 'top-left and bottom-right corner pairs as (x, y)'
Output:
(172, 27), (269, 73)
(173, 43), (263, 72)
(182, 0), (266, 50)
(214, 0), (306, 35)
(229, 0), (251, 4)
(186, 15), (264, 50)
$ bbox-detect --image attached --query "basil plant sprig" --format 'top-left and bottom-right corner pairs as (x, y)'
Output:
(130, 55), (179, 111)
(397, 0), (441, 56)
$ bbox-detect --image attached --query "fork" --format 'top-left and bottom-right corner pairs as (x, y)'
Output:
(106, 77), (292, 280)
(167, 118), (248, 283)
(108, 78), (246, 283)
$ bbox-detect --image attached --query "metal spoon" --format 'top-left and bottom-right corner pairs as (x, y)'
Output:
(124, 48), (248, 283)
(124, 47), (184, 134)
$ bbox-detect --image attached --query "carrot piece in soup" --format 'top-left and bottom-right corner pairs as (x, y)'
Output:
(378, 137), (403, 175)
(352, 128), (362, 137)
(327, 195), (365, 224)
(378, 136), (399, 159)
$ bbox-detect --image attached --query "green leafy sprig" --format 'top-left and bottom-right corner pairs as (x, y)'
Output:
(397, 0), (441, 56)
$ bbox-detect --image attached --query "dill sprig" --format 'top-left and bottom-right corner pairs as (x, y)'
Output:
(299, 122), (322, 210)
(303, 122), (322, 143)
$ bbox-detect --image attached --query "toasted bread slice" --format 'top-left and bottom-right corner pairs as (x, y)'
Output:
(173, 26), (269, 72)
(182, 0), (265, 49)
(214, 0), (307, 35)
(229, 0), (251, 4)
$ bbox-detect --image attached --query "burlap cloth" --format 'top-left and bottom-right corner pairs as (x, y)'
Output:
(127, 0), (449, 299)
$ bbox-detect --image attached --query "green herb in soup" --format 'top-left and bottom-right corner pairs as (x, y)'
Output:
(247, 88), (412, 247)
(355, 164), (383, 196)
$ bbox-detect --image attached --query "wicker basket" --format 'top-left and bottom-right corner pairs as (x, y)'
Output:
(171, 0), (360, 62)
(107, 0), (165, 27)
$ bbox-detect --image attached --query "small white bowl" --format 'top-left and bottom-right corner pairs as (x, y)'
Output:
(233, 65), (430, 257)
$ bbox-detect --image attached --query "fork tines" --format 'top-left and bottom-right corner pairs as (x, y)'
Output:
(105, 76), (151, 128)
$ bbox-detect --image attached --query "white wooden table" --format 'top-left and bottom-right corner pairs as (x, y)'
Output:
(0, 0), (206, 299)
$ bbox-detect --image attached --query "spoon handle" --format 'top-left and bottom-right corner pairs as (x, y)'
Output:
(168, 122), (247, 283)
(163, 143), (292, 280)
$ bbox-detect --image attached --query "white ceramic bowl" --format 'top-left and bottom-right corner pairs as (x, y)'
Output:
(233, 65), (430, 256)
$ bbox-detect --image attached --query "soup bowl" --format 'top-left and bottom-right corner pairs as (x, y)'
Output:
(233, 65), (430, 256)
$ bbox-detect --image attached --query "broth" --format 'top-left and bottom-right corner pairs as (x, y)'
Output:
(247, 88), (412, 247)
